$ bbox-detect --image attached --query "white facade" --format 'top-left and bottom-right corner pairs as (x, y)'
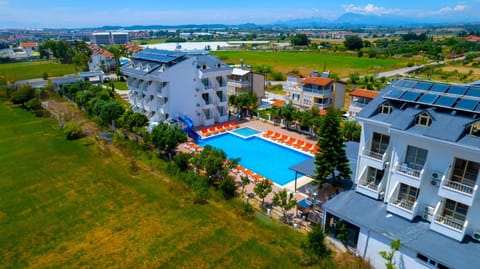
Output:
(324, 79), (480, 269)
(121, 49), (231, 127)
(284, 75), (345, 110)
(227, 68), (265, 104)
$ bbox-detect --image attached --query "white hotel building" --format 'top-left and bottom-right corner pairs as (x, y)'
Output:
(121, 48), (232, 127)
(323, 79), (480, 269)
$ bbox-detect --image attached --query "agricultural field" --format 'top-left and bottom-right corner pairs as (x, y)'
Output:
(0, 61), (76, 82)
(213, 50), (410, 78)
(0, 99), (316, 268)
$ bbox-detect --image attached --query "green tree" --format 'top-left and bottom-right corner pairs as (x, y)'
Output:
(343, 36), (363, 50)
(240, 175), (250, 194)
(151, 123), (187, 158)
(119, 110), (149, 132)
(379, 239), (400, 269)
(219, 177), (237, 199)
(302, 224), (330, 259)
(173, 152), (191, 171)
(72, 52), (89, 71)
(253, 180), (272, 209)
(272, 189), (297, 224)
(98, 101), (125, 125)
(63, 121), (83, 140)
(342, 120), (361, 142)
(314, 108), (351, 186)
(291, 33), (310, 46)
(10, 85), (35, 105)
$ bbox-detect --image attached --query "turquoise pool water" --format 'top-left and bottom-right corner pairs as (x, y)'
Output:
(231, 127), (261, 137)
(198, 133), (311, 186)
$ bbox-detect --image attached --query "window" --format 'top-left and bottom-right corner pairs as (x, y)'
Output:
(416, 253), (450, 269)
(415, 112), (432, 127)
(443, 199), (468, 222)
(467, 121), (480, 137)
(366, 167), (384, 185)
(451, 158), (479, 187)
(398, 183), (419, 204)
(404, 145), (428, 171)
(370, 132), (390, 156)
(380, 103), (392, 114)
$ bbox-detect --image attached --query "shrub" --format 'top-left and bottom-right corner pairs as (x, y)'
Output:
(219, 177), (237, 200)
(10, 85), (35, 105)
(63, 121), (83, 140)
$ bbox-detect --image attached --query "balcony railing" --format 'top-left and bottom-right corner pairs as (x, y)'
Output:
(442, 180), (475, 195)
(395, 163), (423, 178)
(303, 87), (331, 96)
(434, 215), (466, 231)
(363, 149), (385, 161)
(358, 179), (380, 191)
(389, 198), (415, 211)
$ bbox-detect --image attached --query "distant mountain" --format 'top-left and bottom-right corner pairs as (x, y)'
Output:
(82, 23), (260, 31)
(274, 17), (332, 27)
(333, 13), (413, 26)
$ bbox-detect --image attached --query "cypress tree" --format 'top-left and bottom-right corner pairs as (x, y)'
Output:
(314, 108), (351, 186)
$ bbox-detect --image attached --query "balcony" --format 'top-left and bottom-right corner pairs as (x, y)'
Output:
(439, 173), (478, 206)
(357, 176), (385, 200)
(387, 197), (419, 221)
(227, 79), (250, 88)
(303, 87), (332, 96)
(360, 143), (391, 171)
(313, 103), (330, 109)
(392, 162), (425, 188)
(430, 201), (468, 241)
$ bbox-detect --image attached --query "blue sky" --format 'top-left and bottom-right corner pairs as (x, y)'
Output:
(0, 0), (479, 28)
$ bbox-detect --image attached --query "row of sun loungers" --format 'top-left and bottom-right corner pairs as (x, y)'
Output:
(234, 165), (273, 185)
(201, 121), (239, 137)
(262, 130), (320, 154)
(185, 142), (203, 152)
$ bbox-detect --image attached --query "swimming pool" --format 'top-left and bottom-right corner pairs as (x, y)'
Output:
(231, 127), (262, 138)
(198, 133), (312, 186)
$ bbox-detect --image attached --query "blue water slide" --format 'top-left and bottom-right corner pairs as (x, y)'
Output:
(179, 115), (200, 141)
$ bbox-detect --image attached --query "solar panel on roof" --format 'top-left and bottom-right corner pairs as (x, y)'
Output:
(455, 98), (478, 111)
(415, 81), (433, 91)
(466, 87), (480, 98)
(434, 96), (457, 107)
(418, 93), (439, 105)
(397, 80), (417, 88)
(448, 85), (468, 95)
(430, 83), (450, 93)
(476, 104), (480, 112)
(400, 91), (421, 101)
(385, 89), (405, 99)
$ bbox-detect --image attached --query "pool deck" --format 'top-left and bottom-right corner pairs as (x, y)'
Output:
(183, 119), (335, 220)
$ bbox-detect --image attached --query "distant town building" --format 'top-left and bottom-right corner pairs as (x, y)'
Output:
(466, 35), (480, 43)
(323, 79), (480, 269)
(19, 42), (38, 56)
(88, 44), (115, 72)
(284, 72), (345, 111)
(92, 32), (129, 45)
(121, 48), (232, 127)
(347, 89), (379, 119)
(227, 67), (265, 105)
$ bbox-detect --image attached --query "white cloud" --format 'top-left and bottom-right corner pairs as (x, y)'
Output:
(432, 5), (467, 14)
(342, 3), (397, 15)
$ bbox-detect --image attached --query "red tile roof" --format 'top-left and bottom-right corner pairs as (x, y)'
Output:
(89, 44), (114, 58)
(467, 35), (480, 42)
(20, 42), (38, 47)
(303, 76), (333, 86)
(350, 89), (379, 99)
(272, 100), (285, 107)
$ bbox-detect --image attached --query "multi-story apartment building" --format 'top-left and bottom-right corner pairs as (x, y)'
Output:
(121, 48), (231, 127)
(323, 79), (480, 269)
(284, 73), (345, 111)
(347, 89), (379, 119)
(226, 68), (265, 104)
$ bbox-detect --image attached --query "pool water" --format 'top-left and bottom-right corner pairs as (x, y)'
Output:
(198, 133), (312, 186)
(231, 127), (261, 137)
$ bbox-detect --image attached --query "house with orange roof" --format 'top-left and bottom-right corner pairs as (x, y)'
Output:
(285, 72), (346, 110)
(348, 88), (379, 118)
(88, 44), (116, 72)
(466, 35), (480, 43)
(19, 41), (38, 56)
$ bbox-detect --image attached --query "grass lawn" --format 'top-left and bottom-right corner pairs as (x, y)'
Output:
(212, 51), (409, 77)
(0, 99), (318, 268)
(0, 61), (76, 82)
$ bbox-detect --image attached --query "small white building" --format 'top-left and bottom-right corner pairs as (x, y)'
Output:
(121, 48), (232, 127)
(323, 79), (480, 269)
(347, 89), (379, 119)
(88, 44), (115, 72)
(19, 42), (38, 56)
